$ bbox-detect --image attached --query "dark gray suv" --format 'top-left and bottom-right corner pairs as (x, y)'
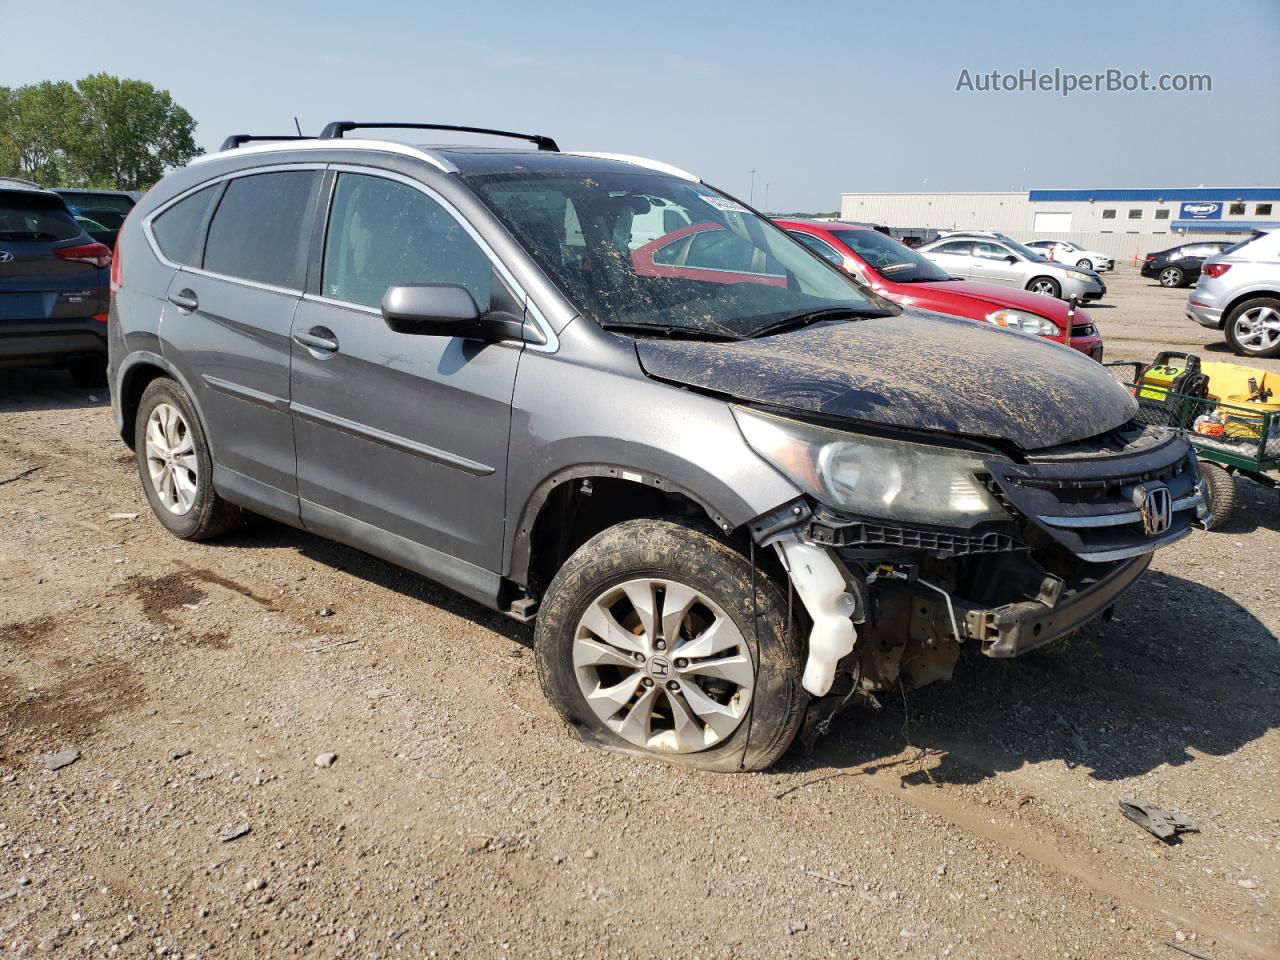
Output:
(110, 123), (1206, 771)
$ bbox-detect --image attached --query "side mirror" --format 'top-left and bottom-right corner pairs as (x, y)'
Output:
(1004, 254), (1018, 263)
(382, 284), (480, 336)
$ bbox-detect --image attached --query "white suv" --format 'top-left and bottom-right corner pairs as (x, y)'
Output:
(1187, 228), (1280, 358)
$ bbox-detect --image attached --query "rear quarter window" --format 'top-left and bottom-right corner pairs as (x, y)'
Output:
(151, 184), (220, 266)
(0, 192), (82, 242)
(203, 171), (318, 288)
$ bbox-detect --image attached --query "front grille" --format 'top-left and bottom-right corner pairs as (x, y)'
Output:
(811, 519), (1020, 558)
(994, 433), (1199, 561)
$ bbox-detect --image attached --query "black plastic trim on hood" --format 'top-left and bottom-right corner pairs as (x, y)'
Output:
(635, 308), (1137, 451)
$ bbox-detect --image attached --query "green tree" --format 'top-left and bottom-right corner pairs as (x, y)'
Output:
(0, 81), (80, 184)
(69, 74), (201, 190)
(0, 75), (201, 190)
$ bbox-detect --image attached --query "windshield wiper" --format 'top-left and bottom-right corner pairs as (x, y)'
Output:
(746, 307), (889, 339)
(598, 321), (743, 342)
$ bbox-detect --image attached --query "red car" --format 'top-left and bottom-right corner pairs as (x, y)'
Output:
(775, 219), (1104, 359)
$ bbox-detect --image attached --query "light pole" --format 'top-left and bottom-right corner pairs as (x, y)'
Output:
(749, 169), (756, 206)
(765, 182), (770, 213)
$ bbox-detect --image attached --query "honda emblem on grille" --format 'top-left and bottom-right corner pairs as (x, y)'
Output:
(1132, 482), (1172, 536)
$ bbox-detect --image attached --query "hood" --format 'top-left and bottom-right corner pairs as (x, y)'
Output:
(635, 309), (1136, 450)
(905, 279), (1077, 320)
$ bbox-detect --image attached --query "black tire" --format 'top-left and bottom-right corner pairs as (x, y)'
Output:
(1075, 258), (1093, 271)
(134, 377), (242, 540)
(1026, 276), (1062, 298)
(67, 356), (107, 388)
(1198, 461), (1238, 532)
(1158, 266), (1184, 288)
(1224, 296), (1280, 359)
(534, 518), (807, 772)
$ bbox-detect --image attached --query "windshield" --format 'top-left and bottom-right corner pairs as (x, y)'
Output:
(1000, 238), (1048, 262)
(462, 170), (879, 338)
(830, 229), (951, 283)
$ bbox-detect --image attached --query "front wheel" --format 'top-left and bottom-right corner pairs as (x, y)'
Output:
(134, 377), (243, 540)
(1075, 258), (1093, 271)
(1027, 276), (1062, 298)
(534, 519), (807, 771)
(1159, 266), (1184, 288)
(1224, 297), (1280, 359)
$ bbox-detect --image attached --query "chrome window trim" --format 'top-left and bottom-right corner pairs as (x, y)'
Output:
(189, 139), (454, 173)
(141, 162), (327, 296)
(321, 163), (558, 353)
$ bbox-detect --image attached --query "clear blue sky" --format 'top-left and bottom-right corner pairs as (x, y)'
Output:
(3, 0), (1277, 209)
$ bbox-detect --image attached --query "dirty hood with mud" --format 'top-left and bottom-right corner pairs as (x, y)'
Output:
(635, 309), (1137, 450)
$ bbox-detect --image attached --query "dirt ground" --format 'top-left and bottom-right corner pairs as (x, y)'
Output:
(1, 266), (1277, 960)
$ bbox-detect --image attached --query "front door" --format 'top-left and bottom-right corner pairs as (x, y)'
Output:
(922, 240), (977, 278)
(970, 241), (1022, 286)
(289, 171), (520, 577)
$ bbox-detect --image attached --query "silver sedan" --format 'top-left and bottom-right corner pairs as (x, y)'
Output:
(918, 235), (1106, 302)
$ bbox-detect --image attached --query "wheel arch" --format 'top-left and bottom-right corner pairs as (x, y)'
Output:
(508, 464), (739, 597)
(116, 352), (209, 450)
(1221, 288), (1280, 327)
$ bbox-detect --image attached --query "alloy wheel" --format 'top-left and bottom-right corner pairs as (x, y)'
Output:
(1030, 279), (1056, 295)
(144, 402), (199, 515)
(1159, 267), (1182, 287)
(572, 578), (755, 753)
(1233, 306), (1280, 353)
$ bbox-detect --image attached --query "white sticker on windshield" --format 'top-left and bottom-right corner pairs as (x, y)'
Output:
(699, 193), (750, 214)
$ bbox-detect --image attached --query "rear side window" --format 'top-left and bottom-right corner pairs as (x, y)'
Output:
(0, 192), (82, 242)
(151, 184), (220, 266)
(61, 193), (134, 215)
(321, 173), (492, 311)
(204, 171), (318, 288)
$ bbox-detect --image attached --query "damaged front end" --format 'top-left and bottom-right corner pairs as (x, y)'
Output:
(740, 408), (1207, 731)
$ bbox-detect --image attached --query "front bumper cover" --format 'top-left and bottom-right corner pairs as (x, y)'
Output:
(967, 551), (1150, 658)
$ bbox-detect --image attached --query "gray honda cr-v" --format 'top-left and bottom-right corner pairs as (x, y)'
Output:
(109, 123), (1206, 771)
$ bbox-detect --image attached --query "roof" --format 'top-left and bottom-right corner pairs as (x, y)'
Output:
(776, 218), (872, 231)
(0, 176), (49, 194)
(190, 137), (701, 182)
(1172, 219), (1280, 233)
(1030, 187), (1280, 203)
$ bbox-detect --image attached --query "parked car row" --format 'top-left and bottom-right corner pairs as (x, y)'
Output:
(915, 231), (1107, 303)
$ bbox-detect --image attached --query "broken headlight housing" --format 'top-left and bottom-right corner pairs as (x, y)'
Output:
(734, 407), (1010, 528)
(984, 308), (1059, 337)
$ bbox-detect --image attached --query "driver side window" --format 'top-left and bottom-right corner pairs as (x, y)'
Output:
(973, 241), (1011, 260)
(322, 173), (491, 312)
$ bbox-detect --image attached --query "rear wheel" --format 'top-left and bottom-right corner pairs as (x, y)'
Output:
(1027, 276), (1061, 298)
(534, 518), (806, 771)
(67, 356), (107, 388)
(1198, 461), (1238, 532)
(134, 377), (242, 540)
(1224, 297), (1280, 358)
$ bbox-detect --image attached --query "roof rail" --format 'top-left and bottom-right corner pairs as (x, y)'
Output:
(319, 121), (558, 152)
(0, 176), (44, 190)
(219, 134), (312, 152)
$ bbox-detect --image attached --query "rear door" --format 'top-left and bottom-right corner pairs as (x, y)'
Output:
(289, 168), (521, 574)
(0, 190), (107, 327)
(156, 167), (322, 515)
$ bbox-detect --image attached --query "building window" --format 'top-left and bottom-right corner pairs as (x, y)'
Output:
(1101, 209), (1116, 220)
(1229, 202), (1246, 215)
(1128, 209), (1142, 219)
(1257, 203), (1273, 216)
(1154, 209), (1170, 220)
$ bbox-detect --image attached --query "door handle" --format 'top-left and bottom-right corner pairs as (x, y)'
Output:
(294, 327), (340, 353)
(168, 289), (199, 312)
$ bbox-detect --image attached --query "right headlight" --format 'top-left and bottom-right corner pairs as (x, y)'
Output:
(733, 407), (1010, 527)
(984, 308), (1060, 337)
